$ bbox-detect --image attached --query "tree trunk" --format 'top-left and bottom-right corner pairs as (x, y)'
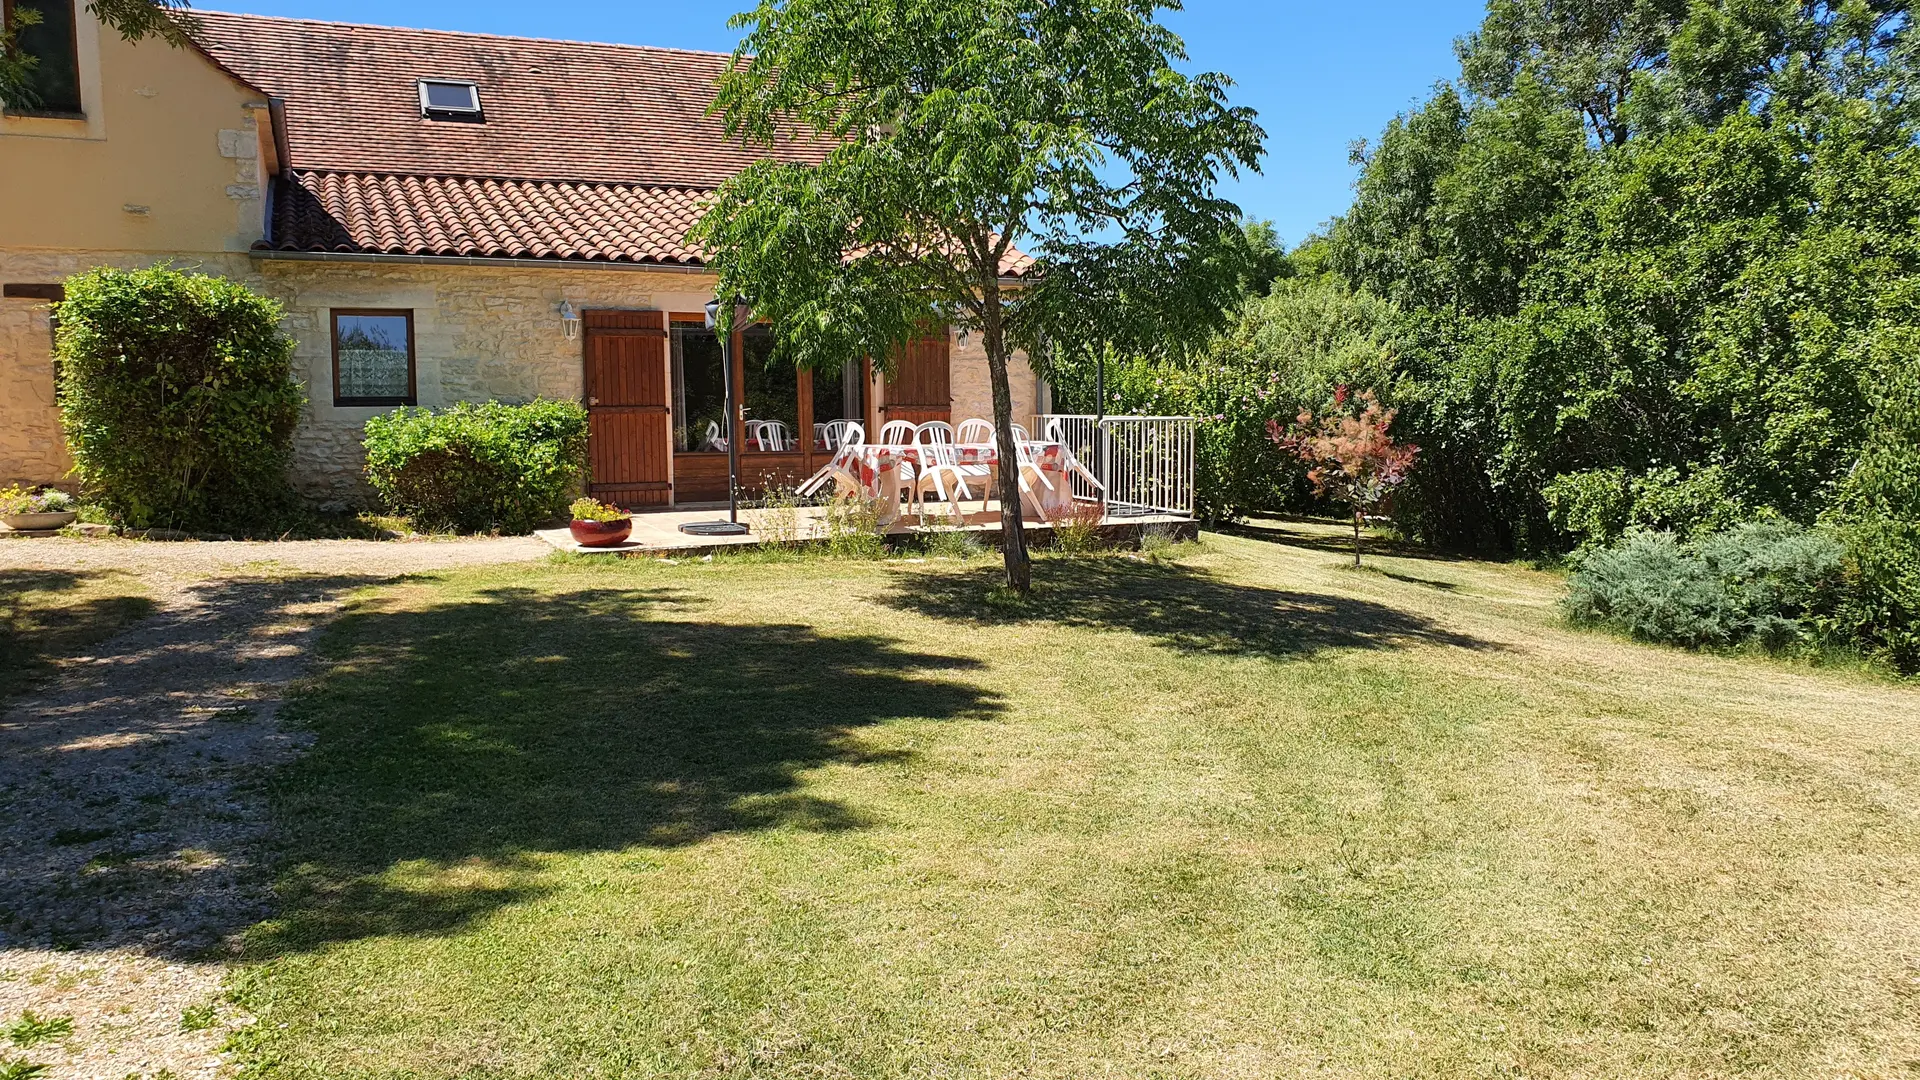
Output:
(1352, 507), (1363, 567)
(981, 285), (1031, 593)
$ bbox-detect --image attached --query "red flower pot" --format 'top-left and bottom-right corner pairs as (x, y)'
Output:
(569, 517), (632, 547)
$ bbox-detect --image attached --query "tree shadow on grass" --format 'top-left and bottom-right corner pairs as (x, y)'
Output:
(879, 558), (1501, 660)
(0, 568), (157, 698)
(1371, 568), (1462, 592)
(246, 584), (1003, 956)
(1211, 518), (1471, 563)
(1, 571), (387, 958)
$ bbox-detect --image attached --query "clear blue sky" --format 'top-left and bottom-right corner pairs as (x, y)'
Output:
(203, 1), (1489, 245)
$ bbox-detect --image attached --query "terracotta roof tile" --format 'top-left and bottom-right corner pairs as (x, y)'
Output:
(191, 10), (826, 187)
(266, 171), (713, 264)
(266, 171), (1035, 276)
(205, 11), (1032, 276)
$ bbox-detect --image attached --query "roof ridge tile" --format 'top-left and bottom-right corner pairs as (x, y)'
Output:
(195, 8), (742, 61)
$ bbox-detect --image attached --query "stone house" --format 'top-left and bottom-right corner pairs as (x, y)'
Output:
(1, 8), (1045, 506)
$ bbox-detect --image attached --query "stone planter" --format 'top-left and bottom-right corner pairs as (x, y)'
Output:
(1, 511), (78, 532)
(568, 517), (633, 548)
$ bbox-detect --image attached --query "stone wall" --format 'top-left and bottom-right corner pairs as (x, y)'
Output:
(947, 328), (1042, 430)
(253, 259), (723, 504)
(2, 247), (1040, 505)
(0, 292), (71, 489)
(0, 249), (723, 503)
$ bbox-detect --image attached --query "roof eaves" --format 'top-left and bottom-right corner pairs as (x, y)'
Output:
(290, 168), (721, 196)
(250, 247), (717, 273)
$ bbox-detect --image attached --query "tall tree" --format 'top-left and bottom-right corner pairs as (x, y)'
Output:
(690, 0), (1263, 592)
(1457, 0), (1694, 146)
(1323, 0), (1920, 553)
(1, 0), (191, 108)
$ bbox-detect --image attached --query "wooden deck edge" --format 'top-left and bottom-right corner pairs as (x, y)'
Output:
(537, 517), (1198, 558)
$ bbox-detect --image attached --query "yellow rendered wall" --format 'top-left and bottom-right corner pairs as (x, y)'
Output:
(0, 13), (269, 254)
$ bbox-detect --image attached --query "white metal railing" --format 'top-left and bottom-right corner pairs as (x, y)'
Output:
(1034, 414), (1197, 517)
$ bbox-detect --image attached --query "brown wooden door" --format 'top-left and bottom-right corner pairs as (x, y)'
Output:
(882, 334), (951, 425)
(584, 309), (672, 507)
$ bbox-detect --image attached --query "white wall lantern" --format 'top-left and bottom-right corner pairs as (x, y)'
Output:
(558, 300), (580, 340)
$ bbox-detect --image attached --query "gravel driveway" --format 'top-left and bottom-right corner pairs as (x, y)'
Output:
(0, 536), (548, 1079)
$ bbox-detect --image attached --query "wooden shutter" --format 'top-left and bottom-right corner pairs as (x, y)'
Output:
(584, 309), (673, 507)
(882, 334), (951, 425)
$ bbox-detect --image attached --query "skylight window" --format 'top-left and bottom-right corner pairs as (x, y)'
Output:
(418, 79), (482, 120)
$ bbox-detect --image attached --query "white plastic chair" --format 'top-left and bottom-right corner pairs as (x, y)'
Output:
(956, 419), (1031, 446)
(912, 424), (975, 519)
(704, 420), (728, 452)
(822, 419), (866, 449)
(1022, 441), (1105, 521)
(914, 422), (991, 518)
(748, 419), (792, 452)
(798, 445), (860, 498)
(872, 419), (920, 501)
(798, 423), (871, 498)
(956, 418), (994, 445)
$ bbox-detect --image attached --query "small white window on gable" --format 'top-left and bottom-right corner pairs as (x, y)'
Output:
(417, 79), (482, 120)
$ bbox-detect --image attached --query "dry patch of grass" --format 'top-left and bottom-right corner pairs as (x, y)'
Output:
(229, 535), (1920, 1078)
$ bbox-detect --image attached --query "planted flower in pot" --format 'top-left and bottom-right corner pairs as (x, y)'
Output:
(568, 497), (633, 547)
(0, 486), (78, 532)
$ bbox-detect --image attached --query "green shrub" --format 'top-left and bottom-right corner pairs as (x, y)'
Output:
(1825, 359), (1920, 674)
(1043, 275), (1399, 522)
(1543, 467), (1632, 549)
(361, 400), (589, 534)
(920, 528), (984, 560)
(1545, 465), (1749, 551)
(1564, 522), (1846, 651)
(822, 494), (887, 559)
(1831, 527), (1920, 675)
(55, 266), (303, 531)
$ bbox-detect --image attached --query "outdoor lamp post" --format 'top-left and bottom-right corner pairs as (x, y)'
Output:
(679, 297), (752, 536)
(708, 297), (742, 525)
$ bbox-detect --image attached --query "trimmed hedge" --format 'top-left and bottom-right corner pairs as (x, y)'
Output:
(55, 266), (304, 531)
(362, 400), (590, 534)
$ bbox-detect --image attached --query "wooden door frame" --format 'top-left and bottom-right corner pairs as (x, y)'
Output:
(665, 316), (820, 499)
(666, 310), (713, 505)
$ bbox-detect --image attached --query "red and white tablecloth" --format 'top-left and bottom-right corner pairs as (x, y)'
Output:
(831, 441), (1090, 524)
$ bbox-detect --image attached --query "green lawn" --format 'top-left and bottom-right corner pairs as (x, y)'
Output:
(232, 531), (1920, 1078)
